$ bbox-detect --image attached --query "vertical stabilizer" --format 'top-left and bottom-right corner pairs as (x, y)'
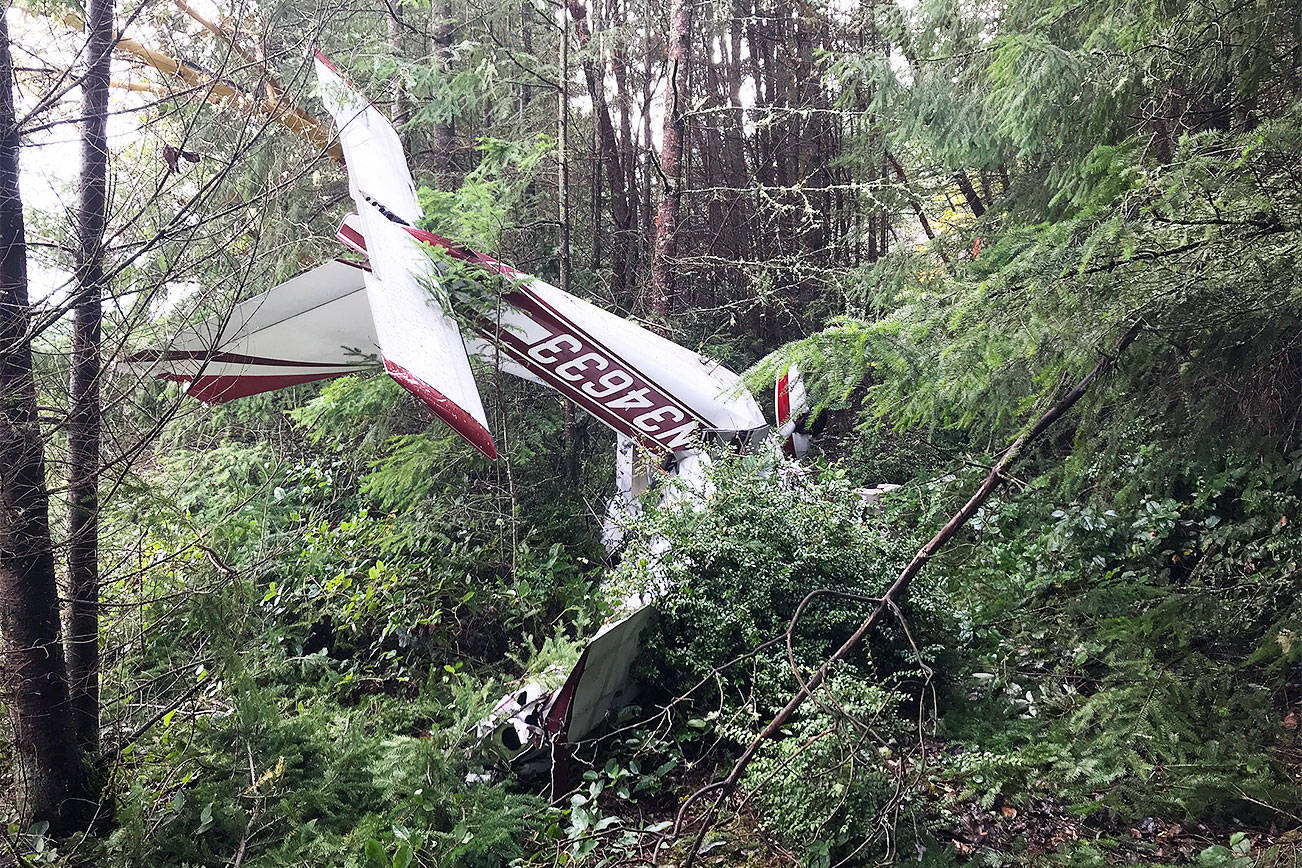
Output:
(315, 53), (496, 459)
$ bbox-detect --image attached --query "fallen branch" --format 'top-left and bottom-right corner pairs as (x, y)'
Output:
(671, 318), (1145, 866)
(44, 6), (342, 160)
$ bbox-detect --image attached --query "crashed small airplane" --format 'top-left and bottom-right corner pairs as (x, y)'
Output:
(121, 54), (821, 781)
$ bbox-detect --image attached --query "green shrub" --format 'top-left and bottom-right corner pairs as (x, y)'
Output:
(741, 677), (920, 865)
(616, 452), (934, 720)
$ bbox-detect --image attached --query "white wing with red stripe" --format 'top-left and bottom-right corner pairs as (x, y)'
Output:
(119, 259), (376, 403)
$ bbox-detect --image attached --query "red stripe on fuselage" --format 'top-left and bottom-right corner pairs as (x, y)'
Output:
(485, 293), (704, 453)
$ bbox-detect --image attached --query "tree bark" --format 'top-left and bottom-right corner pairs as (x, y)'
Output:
(428, 0), (456, 189)
(558, 3), (579, 482)
(386, 1), (410, 126)
(567, 0), (632, 301)
(954, 169), (986, 218)
(638, 51), (654, 284)
(884, 150), (935, 240)
(647, 0), (692, 325)
(66, 0), (113, 762)
(0, 15), (94, 833)
(591, 120), (603, 272)
(610, 9), (639, 295)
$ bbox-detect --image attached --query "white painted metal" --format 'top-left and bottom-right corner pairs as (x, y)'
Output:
(560, 606), (656, 742)
(315, 54), (495, 458)
(117, 259), (375, 399)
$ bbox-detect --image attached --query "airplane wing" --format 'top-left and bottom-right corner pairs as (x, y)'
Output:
(475, 605), (656, 763)
(315, 53), (496, 460)
(119, 259), (377, 403)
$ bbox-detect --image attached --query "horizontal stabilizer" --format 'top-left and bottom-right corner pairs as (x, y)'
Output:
(119, 259), (376, 403)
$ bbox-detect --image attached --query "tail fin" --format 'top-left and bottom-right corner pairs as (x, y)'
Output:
(315, 53), (496, 459)
(776, 363), (812, 458)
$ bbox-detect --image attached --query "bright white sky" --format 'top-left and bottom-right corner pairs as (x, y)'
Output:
(10, 4), (157, 304)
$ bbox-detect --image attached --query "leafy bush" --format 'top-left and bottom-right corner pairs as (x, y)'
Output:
(615, 452), (933, 721)
(741, 677), (920, 865)
(936, 445), (1302, 821)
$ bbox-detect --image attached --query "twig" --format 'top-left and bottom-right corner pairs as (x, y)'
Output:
(108, 671), (213, 757)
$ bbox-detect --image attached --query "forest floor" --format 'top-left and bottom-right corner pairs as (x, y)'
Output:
(574, 723), (1302, 866)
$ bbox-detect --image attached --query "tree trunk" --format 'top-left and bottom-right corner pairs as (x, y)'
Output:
(386, 1), (410, 126)
(638, 52), (654, 287)
(567, 0), (631, 301)
(558, 3), (579, 482)
(610, 9), (639, 300)
(591, 121), (603, 273)
(0, 16), (94, 833)
(66, 0), (113, 762)
(884, 150), (935, 240)
(428, 0), (456, 189)
(647, 0), (692, 325)
(724, 8), (749, 264)
(954, 169), (986, 217)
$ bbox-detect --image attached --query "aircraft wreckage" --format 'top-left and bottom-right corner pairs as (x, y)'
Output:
(121, 54), (825, 784)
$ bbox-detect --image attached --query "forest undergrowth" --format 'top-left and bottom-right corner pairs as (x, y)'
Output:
(33, 382), (1300, 867)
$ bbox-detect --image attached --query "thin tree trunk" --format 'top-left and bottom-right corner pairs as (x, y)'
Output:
(558, 3), (579, 482)
(428, 0), (456, 189)
(519, 0), (533, 117)
(954, 169), (986, 217)
(567, 0), (631, 300)
(591, 121), (603, 273)
(387, 1), (409, 126)
(647, 0), (692, 325)
(610, 6), (638, 297)
(0, 15), (93, 833)
(724, 8), (749, 264)
(66, 0), (113, 762)
(638, 53), (654, 288)
(884, 150), (935, 240)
